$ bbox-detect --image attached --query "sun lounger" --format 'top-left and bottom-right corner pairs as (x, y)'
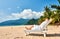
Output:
(24, 19), (51, 37)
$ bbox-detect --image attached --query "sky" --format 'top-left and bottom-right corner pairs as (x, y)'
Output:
(0, 0), (59, 22)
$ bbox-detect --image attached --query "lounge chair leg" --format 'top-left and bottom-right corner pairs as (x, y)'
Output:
(24, 30), (28, 36)
(24, 30), (30, 36)
(28, 32), (30, 34)
(25, 33), (26, 35)
(44, 32), (46, 37)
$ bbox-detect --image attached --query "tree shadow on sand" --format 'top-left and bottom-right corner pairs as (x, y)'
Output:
(29, 33), (60, 37)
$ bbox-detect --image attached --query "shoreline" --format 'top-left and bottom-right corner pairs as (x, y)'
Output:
(0, 25), (59, 27)
(0, 25), (33, 27)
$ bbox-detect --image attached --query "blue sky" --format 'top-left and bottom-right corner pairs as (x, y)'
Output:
(0, 0), (60, 22)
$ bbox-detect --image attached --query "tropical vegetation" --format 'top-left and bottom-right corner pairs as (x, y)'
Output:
(27, 0), (60, 25)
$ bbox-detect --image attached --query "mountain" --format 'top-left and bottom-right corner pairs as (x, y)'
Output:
(0, 18), (30, 26)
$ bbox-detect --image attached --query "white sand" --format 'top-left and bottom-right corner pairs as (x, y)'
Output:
(0, 25), (60, 39)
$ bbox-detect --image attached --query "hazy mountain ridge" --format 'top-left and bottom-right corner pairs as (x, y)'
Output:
(0, 18), (30, 26)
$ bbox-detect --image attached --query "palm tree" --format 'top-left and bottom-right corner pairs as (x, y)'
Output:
(50, 7), (60, 24)
(37, 6), (50, 24)
(38, 6), (55, 24)
(44, 6), (54, 19)
(50, 0), (60, 24)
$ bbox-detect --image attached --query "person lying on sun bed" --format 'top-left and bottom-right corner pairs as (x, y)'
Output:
(25, 18), (52, 30)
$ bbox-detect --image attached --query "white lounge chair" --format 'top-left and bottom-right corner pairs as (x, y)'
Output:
(24, 19), (51, 37)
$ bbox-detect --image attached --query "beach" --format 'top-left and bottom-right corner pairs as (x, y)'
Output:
(0, 25), (60, 39)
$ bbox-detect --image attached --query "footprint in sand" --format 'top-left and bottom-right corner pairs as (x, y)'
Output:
(14, 37), (23, 39)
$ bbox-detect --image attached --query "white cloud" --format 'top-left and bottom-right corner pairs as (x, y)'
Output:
(0, 9), (44, 23)
(11, 9), (44, 19)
